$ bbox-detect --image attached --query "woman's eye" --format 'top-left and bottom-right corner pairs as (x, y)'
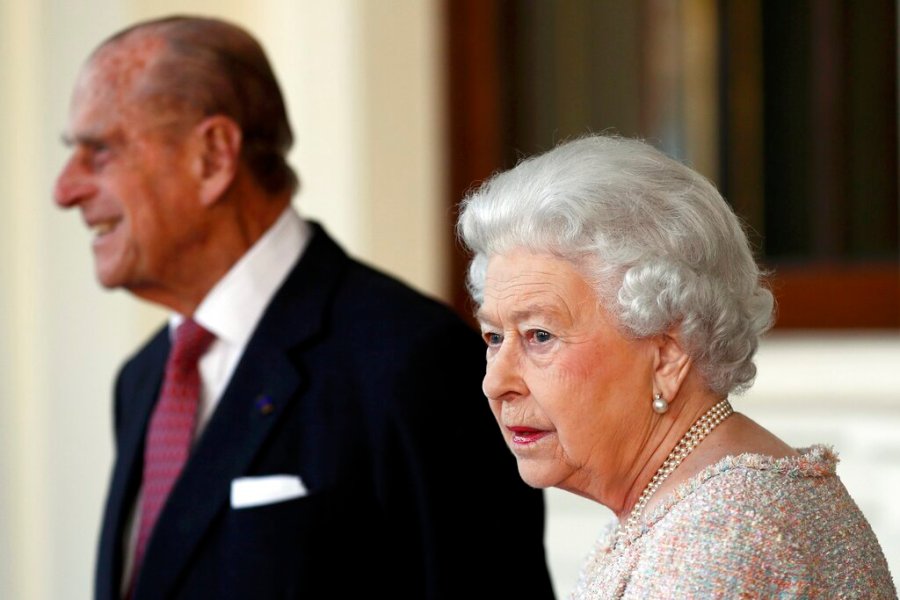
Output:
(484, 332), (503, 346)
(532, 330), (553, 343)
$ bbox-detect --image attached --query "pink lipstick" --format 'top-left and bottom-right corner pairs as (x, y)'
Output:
(508, 426), (549, 444)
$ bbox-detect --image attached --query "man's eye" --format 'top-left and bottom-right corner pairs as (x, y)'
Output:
(90, 147), (112, 169)
(532, 330), (553, 343)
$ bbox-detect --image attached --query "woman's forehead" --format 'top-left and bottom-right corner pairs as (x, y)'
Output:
(480, 252), (597, 321)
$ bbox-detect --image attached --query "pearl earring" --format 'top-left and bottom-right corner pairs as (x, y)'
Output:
(652, 392), (669, 414)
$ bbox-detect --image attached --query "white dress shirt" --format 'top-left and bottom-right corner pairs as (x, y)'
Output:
(121, 206), (311, 590)
(174, 206), (311, 436)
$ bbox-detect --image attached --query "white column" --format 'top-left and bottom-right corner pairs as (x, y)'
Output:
(0, 2), (50, 598)
(252, 0), (447, 298)
(356, 0), (447, 298)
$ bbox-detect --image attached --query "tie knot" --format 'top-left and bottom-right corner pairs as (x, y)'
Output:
(170, 318), (216, 368)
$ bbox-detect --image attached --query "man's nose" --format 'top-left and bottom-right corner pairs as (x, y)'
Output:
(482, 340), (527, 402)
(54, 157), (96, 208)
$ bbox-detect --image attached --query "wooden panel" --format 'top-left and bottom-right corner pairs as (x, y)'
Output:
(770, 265), (900, 329)
(445, 0), (505, 319)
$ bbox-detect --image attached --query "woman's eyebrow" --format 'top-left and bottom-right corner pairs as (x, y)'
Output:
(484, 303), (567, 325)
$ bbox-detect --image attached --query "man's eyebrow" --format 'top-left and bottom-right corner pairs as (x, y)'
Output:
(61, 128), (122, 148)
(60, 133), (101, 147)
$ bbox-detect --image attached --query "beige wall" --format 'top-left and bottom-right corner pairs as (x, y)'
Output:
(0, 2), (444, 598)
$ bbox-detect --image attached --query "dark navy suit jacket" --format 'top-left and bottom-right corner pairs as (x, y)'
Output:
(95, 224), (554, 599)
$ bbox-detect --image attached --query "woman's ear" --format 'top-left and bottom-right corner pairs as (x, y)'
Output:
(193, 115), (242, 207)
(651, 331), (693, 403)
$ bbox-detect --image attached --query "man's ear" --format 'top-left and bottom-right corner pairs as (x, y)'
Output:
(193, 115), (242, 207)
(651, 330), (693, 403)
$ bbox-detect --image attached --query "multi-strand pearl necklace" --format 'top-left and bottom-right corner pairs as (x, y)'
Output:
(615, 398), (734, 546)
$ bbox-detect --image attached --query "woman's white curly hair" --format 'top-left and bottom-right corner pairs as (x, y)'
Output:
(457, 135), (774, 396)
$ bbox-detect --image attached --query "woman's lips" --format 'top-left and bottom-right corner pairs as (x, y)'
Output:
(507, 426), (550, 445)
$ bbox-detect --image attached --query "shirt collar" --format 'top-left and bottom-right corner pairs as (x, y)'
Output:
(169, 205), (311, 345)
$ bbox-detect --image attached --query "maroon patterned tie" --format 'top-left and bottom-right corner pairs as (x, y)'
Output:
(131, 318), (215, 582)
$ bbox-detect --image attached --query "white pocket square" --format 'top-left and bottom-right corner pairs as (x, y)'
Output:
(230, 475), (308, 509)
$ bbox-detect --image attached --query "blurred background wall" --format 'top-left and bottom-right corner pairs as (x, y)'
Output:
(0, 1), (897, 598)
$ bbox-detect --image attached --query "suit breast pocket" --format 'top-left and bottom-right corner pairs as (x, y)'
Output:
(230, 474), (308, 509)
(211, 480), (394, 598)
(216, 486), (335, 598)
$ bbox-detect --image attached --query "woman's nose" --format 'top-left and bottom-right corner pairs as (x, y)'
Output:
(482, 341), (527, 402)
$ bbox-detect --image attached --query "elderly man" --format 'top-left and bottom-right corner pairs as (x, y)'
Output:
(55, 16), (553, 600)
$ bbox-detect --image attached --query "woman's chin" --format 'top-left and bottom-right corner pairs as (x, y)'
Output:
(515, 460), (566, 490)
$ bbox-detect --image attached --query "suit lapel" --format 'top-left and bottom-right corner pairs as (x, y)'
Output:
(133, 223), (351, 598)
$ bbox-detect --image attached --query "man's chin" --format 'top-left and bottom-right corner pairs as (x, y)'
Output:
(93, 266), (127, 290)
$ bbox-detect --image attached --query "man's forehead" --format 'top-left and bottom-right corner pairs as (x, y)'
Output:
(67, 34), (170, 137)
(77, 33), (166, 100)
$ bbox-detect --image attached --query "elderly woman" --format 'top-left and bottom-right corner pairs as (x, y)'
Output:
(458, 135), (896, 598)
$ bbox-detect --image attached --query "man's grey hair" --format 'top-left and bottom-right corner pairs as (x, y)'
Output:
(96, 15), (298, 196)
